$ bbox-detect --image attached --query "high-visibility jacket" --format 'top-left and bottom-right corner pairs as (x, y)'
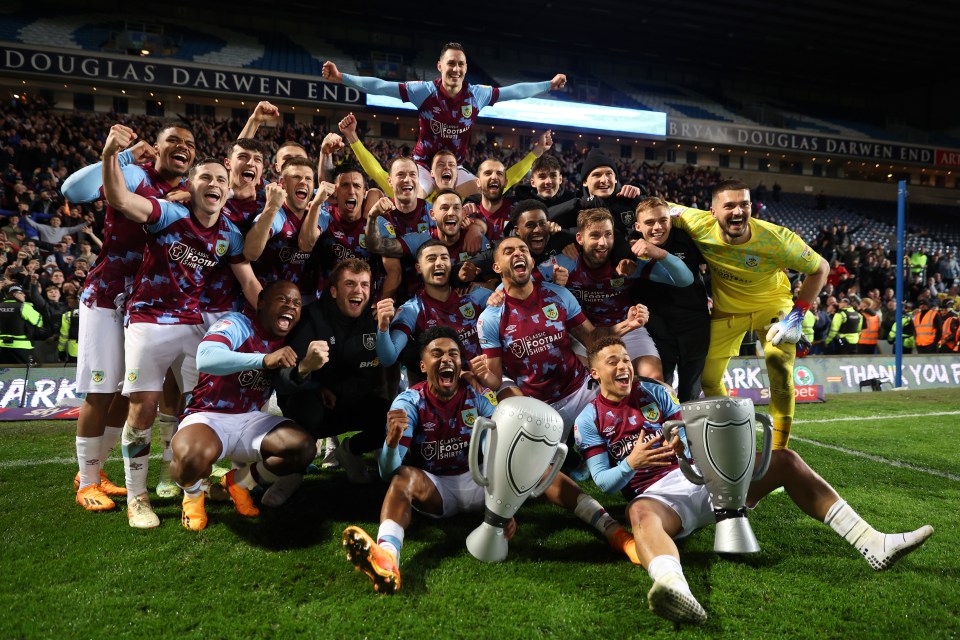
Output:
(0, 298), (42, 350)
(802, 310), (816, 342)
(940, 315), (959, 352)
(889, 316), (916, 349)
(859, 312), (880, 345)
(912, 308), (939, 347)
(827, 307), (861, 344)
(58, 309), (79, 358)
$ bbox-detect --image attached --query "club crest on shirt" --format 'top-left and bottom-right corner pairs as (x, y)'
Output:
(641, 402), (661, 423)
(362, 333), (376, 350)
(610, 277), (625, 288)
(215, 239), (229, 257)
(459, 302), (475, 319)
(745, 254), (761, 268)
(359, 234), (366, 249)
(542, 303), (559, 321)
(461, 104), (473, 119)
(461, 409), (478, 427)
(620, 210), (635, 227)
(421, 441), (437, 460)
(418, 222), (429, 233)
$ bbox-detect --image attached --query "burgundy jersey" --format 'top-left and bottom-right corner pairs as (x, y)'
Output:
(387, 199), (433, 237)
(252, 203), (329, 295)
(184, 310), (284, 416)
(81, 164), (180, 310)
(477, 281), (589, 402)
(127, 200), (245, 325)
(476, 198), (513, 242)
(399, 79), (499, 165)
(391, 287), (492, 362)
(204, 194), (263, 313)
(575, 379), (681, 498)
(390, 381), (498, 476)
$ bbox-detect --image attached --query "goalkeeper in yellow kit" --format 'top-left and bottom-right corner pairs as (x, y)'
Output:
(666, 179), (829, 449)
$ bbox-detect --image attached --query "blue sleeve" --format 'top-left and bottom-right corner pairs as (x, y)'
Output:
(377, 215), (397, 238)
(226, 220), (245, 257)
(340, 73), (403, 100)
(575, 404), (637, 493)
(375, 328), (408, 367)
(630, 253), (694, 287)
(468, 287), (492, 307)
(147, 200), (189, 233)
(400, 231), (430, 257)
(497, 81), (551, 102)
(317, 202), (332, 234)
(477, 307), (503, 352)
(538, 253), (575, 282)
(378, 392), (419, 479)
(252, 208), (286, 238)
(61, 153), (141, 203)
(398, 81), (435, 107)
(196, 341), (265, 375)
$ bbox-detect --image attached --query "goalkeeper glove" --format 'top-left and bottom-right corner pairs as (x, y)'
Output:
(765, 301), (810, 346)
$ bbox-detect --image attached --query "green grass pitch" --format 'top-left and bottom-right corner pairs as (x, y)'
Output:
(0, 389), (957, 639)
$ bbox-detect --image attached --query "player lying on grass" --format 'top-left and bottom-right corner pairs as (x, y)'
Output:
(169, 280), (327, 531)
(575, 336), (935, 625)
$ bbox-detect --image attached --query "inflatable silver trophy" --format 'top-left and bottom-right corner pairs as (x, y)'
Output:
(466, 396), (567, 562)
(665, 397), (773, 554)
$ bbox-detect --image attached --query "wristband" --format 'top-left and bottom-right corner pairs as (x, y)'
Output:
(792, 299), (811, 314)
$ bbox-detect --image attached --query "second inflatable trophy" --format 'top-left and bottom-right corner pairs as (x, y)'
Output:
(466, 396), (567, 562)
(666, 397), (773, 554)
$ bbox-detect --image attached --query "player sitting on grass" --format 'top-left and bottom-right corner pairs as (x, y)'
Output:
(169, 280), (327, 530)
(575, 336), (935, 626)
(342, 327), (503, 594)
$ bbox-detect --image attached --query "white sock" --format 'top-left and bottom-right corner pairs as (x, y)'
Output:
(824, 498), (929, 569)
(76, 436), (102, 489)
(377, 519), (405, 564)
(121, 423), (152, 496)
(825, 500), (877, 547)
(157, 418), (177, 464)
(100, 426), (122, 467)
(574, 493), (619, 537)
(252, 462), (279, 486)
(647, 555), (691, 594)
(179, 479), (203, 498)
(233, 465), (259, 490)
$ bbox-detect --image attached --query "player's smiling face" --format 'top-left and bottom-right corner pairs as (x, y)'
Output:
(495, 237), (532, 286)
(282, 165), (316, 214)
(389, 159), (419, 207)
(711, 188), (752, 244)
(477, 160), (505, 203)
(154, 127), (196, 178)
(578, 220), (614, 268)
(516, 208), (550, 256)
(585, 166), (616, 198)
(431, 193), (463, 241)
(417, 245), (452, 288)
(189, 162), (230, 216)
(437, 49), (467, 91)
(531, 168), (562, 199)
(591, 343), (633, 401)
(635, 207), (672, 247)
(431, 153), (458, 190)
(228, 145), (264, 190)
(335, 172), (366, 223)
(331, 268), (371, 318)
(421, 336), (462, 400)
(259, 282), (302, 338)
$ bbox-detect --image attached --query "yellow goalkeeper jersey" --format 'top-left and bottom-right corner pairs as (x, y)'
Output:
(670, 206), (822, 314)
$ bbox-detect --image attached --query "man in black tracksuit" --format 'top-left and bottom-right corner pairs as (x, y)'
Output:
(274, 259), (388, 483)
(630, 197), (710, 402)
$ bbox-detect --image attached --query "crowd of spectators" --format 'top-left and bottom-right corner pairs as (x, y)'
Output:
(1, 95), (958, 362)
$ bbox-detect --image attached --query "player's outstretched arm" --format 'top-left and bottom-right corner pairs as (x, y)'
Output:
(497, 75), (566, 101)
(339, 113), (393, 196)
(322, 61), (403, 99)
(238, 101), (280, 140)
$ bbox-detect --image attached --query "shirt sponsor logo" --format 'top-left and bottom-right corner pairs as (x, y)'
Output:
(238, 369), (270, 390)
(169, 242), (217, 269)
(278, 247), (310, 264)
(430, 120), (469, 139)
(508, 330), (564, 358)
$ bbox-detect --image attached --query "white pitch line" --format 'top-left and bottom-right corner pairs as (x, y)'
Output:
(0, 453), (163, 471)
(788, 436), (960, 482)
(795, 410), (960, 425)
